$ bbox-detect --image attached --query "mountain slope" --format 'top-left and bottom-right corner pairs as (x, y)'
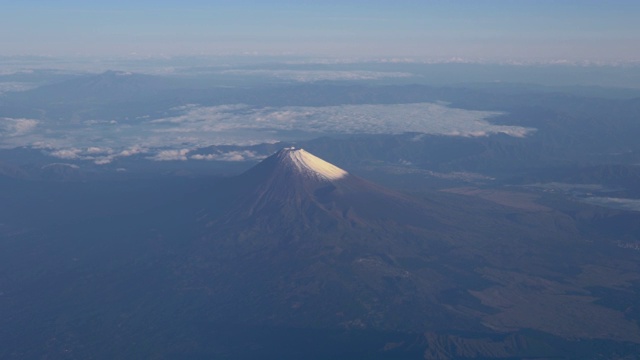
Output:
(184, 148), (477, 331)
(206, 147), (449, 256)
(178, 148), (640, 346)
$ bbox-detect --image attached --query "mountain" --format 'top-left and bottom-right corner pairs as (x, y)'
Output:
(187, 147), (464, 331)
(10, 70), (179, 104)
(213, 147), (444, 238)
(182, 148), (640, 346)
(1, 71), (190, 123)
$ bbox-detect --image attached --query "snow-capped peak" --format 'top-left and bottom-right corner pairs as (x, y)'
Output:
(277, 147), (348, 180)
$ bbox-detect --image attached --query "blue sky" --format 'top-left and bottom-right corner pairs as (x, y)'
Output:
(2, 1), (639, 61)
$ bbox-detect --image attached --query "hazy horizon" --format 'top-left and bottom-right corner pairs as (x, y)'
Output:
(3, 1), (640, 63)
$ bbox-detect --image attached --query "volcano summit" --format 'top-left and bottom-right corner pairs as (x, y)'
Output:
(271, 147), (348, 180)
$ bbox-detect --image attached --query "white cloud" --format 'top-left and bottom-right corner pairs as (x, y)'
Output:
(191, 150), (264, 162)
(118, 146), (147, 157)
(93, 157), (113, 165)
(41, 163), (80, 170)
(149, 148), (191, 161)
(149, 103), (532, 139)
(86, 147), (113, 154)
(13, 120), (38, 135)
(47, 145), (148, 165)
(151, 104), (246, 125)
(50, 148), (82, 159)
(0, 118), (38, 136)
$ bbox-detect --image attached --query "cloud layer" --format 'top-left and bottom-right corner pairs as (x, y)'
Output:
(1, 102), (534, 163)
(151, 102), (532, 139)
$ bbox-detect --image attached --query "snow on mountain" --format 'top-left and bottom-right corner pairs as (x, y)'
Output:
(274, 147), (348, 180)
